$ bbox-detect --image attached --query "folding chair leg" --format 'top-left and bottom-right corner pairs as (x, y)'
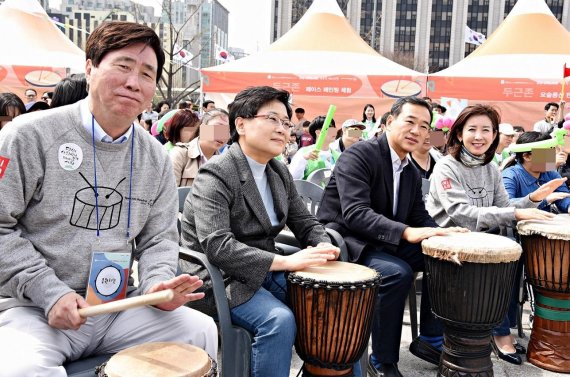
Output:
(408, 284), (418, 340)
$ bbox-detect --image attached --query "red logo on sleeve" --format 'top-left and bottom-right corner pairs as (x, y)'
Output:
(0, 156), (10, 179)
(441, 178), (452, 190)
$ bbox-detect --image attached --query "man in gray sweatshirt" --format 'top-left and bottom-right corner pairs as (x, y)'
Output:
(0, 22), (217, 376)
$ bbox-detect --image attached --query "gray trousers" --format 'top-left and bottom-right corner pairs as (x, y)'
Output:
(0, 305), (217, 377)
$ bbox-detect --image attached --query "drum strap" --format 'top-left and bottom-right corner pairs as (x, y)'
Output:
(535, 293), (570, 321)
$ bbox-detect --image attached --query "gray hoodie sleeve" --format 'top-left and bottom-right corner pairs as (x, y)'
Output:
(0, 125), (73, 315)
(428, 158), (517, 231)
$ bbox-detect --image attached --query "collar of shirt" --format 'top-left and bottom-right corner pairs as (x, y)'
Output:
(244, 154), (267, 179)
(514, 163), (546, 187)
(196, 138), (210, 166)
(80, 98), (134, 144)
(388, 143), (409, 174)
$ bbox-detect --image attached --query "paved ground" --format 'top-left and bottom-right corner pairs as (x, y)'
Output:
(288, 297), (565, 377)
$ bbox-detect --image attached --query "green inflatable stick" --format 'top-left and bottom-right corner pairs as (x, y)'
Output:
(157, 110), (179, 133)
(314, 105), (336, 152)
(507, 129), (568, 153)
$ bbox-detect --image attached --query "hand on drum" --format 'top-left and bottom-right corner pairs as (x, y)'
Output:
(529, 177), (567, 202)
(514, 208), (556, 221)
(272, 244), (339, 271)
(146, 274), (204, 311)
(402, 226), (469, 244)
(48, 291), (89, 330)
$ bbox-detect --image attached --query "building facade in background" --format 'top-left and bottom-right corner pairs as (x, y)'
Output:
(271, 0), (570, 73)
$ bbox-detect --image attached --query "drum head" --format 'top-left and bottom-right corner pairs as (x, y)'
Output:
(104, 342), (210, 377)
(291, 261), (378, 283)
(422, 232), (521, 264)
(517, 214), (570, 240)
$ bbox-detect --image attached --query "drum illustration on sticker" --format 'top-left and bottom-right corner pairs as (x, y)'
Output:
(70, 175), (125, 230)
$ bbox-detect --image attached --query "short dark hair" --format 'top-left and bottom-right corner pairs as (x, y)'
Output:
(26, 101), (50, 112)
(178, 100), (189, 109)
(202, 100), (215, 109)
(513, 126), (525, 133)
(295, 107), (305, 114)
(166, 109), (200, 144)
(0, 93), (26, 118)
(446, 104), (501, 165)
(155, 100), (170, 113)
(513, 131), (551, 164)
(228, 86), (292, 143)
(50, 74), (88, 108)
(308, 115), (336, 141)
(389, 97), (433, 125)
(85, 21), (165, 84)
(380, 111), (390, 126)
(545, 102), (559, 111)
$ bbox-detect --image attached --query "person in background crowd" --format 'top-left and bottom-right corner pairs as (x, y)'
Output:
(24, 88), (37, 111)
(502, 131), (570, 214)
(512, 126), (525, 144)
(155, 100), (170, 113)
(409, 132), (443, 179)
(427, 104), (562, 366)
(293, 107), (308, 142)
(283, 130), (299, 163)
(329, 119), (365, 155)
(289, 116), (337, 180)
(361, 103), (376, 139)
(0, 93), (26, 131)
(170, 109), (229, 187)
(141, 102), (158, 123)
(317, 96), (467, 377)
(432, 104), (447, 115)
(178, 100), (190, 109)
(41, 92), (53, 106)
(493, 123), (515, 168)
(180, 86), (342, 377)
(50, 74), (88, 108)
(202, 100), (215, 113)
(0, 21), (217, 376)
(368, 111), (390, 140)
(164, 109), (200, 153)
(533, 102), (560, 133)
(299, 120), (313, 147)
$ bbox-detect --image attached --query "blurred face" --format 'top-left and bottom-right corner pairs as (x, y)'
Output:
(385, 103), (431, 158)
(236, 100), (291, 163)
(179, 125), (198, 143)
(86, 42), (157, 126)
(25, 90), (37, 102)
(205, 102), (215, 111)
(365, 106), (375, 120)
(161, 103), (170, 112)
(343, 126), (363, 147)
(295, 111), (304, 121)
(458, 114), (496, 157)
(201, 114), (230, 150)
(546, 105), (558, 121)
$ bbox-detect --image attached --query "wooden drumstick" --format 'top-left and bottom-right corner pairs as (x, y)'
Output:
(78, 289), (174, 318)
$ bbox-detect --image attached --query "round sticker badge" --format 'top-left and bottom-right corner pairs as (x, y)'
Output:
(58, 143), (83, 171)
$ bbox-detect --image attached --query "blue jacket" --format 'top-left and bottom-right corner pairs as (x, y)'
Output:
(502, 163), (570, 213)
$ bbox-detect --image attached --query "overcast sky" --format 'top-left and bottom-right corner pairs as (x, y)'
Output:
(48, 0), (272, 54)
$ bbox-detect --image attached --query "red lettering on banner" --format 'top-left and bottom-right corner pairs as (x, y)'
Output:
(441, 178), (452, 190)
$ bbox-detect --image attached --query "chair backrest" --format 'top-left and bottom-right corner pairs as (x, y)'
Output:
(294, 179), (324, 216)
(421, 178), (430, 202)
(178, 186), (192, 213)
(306, 168), (332, 187)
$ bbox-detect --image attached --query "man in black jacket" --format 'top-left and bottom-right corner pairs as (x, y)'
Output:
(317, 96), (466, 377)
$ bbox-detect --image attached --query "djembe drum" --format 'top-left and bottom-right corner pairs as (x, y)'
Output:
(287, 261), (380, 377)
(517, 215), (570, 373)
(422, 233), (522, 377)
(96, 342), (217, 377)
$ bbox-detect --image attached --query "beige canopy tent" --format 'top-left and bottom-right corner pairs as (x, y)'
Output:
(201, 0), (426, 122)
(429, 0), (570, 127)
(0, 0), (85, 99)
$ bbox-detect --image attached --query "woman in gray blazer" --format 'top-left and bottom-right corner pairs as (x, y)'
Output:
(181, 86), (340, 377)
